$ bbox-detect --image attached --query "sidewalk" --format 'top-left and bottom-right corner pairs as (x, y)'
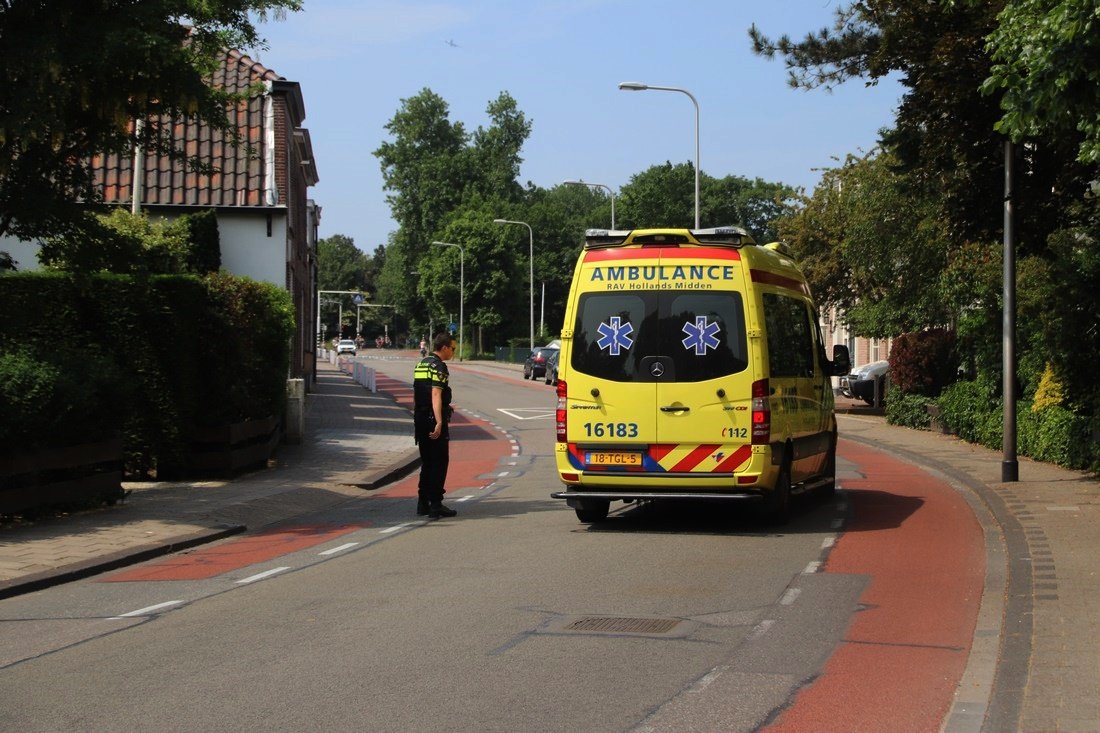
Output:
(0, 357), (421, 599)
(2, 360), (1097, 730)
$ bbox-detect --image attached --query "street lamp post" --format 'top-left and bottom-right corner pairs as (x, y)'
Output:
(430, 241), (464, 361)
(618, 82), (700, 229)
(563, 180), (616, 229)
(493, 218), (534, 350)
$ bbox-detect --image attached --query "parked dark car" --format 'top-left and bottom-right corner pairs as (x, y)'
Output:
(523, 346), (559, 380)
(843, 360), (889, 405)
(543, 348), (560, 385)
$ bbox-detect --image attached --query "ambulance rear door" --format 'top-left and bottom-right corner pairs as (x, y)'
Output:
(652, 251), (753, 476)
(565, 289), (658, 467)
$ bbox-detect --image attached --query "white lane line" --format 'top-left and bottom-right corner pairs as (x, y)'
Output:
(110, 600), (184, 619)
(497, 471), (510, 477)
(236, 567), (290, 584)
(749, 619), (776, 640)
(780, 588), (801, 606)
(803, 561), (821, 574)
(456, 495), (474, 502)
(821, 537), (835, 550)
(380, 523), (411, 534)
(318, 542), (359, 556)
(689, 666), (727, 692)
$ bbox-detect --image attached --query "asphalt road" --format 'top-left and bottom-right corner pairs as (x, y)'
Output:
(0, 360), (983, 732)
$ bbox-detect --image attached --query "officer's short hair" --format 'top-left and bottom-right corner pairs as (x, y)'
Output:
(433, 332), (454, 351)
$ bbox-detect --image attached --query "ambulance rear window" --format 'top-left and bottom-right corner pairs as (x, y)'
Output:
(571, 291), (748, 382)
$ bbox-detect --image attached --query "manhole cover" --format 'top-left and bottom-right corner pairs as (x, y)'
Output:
(564, 616), (681, 634)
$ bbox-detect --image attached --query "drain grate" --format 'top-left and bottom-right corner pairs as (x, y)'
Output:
(564, 616), (681, 634)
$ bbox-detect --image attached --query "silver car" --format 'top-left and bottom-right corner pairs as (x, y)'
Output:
(842, 360), (889, 404)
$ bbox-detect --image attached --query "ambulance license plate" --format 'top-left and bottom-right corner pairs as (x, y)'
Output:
(587, 451), (642, 467)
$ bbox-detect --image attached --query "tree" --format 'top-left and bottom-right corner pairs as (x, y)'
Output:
(420, 199), (525, 352)
(0, 0), (302, 244)
(373, 89), (469, 256)
(373, 88), (532, 343)
(748, 1), (1093, 247)
(779, 151), (949, 337)
(982, 0), (1100, 165)
(616, 162), (797, 241)
(317, 234), (372, 292)
(616, 162), (697, 229)
(470, 93), (532, 202)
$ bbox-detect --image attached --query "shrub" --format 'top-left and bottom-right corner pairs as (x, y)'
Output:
(888, 328), (958, 397)
(1017, 404), (1095, 468)
(937, 377), (1000, 445)
(1032, 363), (1065, 412)
(39, 210), (192, 274)
(0, 345), (125, 451)
(885, 392), (934, 429)
(0, 270), (293, 475)
(177, 209), (221, 274)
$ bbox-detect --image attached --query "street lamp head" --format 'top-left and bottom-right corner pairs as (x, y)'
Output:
(492, 218), (508, 224)
(619, 81), (649, 91)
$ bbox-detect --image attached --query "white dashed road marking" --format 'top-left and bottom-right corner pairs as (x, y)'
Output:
(236, 567), (290, 584)
(110, 600), (183, 619)
(319, 542), (359, 556)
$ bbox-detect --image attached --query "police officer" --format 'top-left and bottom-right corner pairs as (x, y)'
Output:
(413, 332), (458, 519)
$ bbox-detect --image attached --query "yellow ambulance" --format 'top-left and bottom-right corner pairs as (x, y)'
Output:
(550, 226), (850, 523)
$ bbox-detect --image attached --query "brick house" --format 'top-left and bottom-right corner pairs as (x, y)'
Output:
(2, 49), (322, 388)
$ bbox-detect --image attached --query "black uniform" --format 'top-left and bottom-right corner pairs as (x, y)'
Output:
(413, 353), (453, 506)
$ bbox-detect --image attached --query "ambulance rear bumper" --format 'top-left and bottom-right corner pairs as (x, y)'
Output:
(551, 490), (763, 503)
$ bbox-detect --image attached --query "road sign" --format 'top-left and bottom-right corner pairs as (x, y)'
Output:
(352, 293), (364, 305)
(448, 322), (457, 334)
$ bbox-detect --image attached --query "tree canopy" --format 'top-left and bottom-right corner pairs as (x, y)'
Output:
(372, 88), (803, 348)
(982, 0), (1100, 165)
(752, 0), (1100, 410)
(0, 0), (302, 243)
(317, 234), (373, 293)
(749, 0), (1096, 246)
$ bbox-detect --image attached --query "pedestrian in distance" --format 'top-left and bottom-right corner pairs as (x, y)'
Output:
(413, 332), (458, 519)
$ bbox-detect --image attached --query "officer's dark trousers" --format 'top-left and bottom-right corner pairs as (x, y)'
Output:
(417, 433), (450, 504)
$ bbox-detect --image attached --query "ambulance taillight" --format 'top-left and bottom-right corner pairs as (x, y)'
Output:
(556, 380), (568, 442)
(751, 378), (770, 445)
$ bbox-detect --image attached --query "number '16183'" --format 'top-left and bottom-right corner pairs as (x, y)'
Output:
(582, 422), (639, 438)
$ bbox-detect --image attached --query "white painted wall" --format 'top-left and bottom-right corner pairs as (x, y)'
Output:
(1, 236), (42, 272)
(215, 210), (288, 286)
(0, 209), (289, 288)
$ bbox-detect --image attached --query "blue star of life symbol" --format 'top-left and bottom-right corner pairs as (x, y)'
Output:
(596, 316), (634, 356)
(682, 316), (721, 355)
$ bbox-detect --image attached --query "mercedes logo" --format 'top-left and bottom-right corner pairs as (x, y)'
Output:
(650, 362), (665, 377)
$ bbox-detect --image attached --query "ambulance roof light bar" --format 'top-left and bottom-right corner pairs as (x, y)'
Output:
(583, 226), (754, 250)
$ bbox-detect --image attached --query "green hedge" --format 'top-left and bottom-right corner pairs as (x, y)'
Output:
(0, 271), (292, 474)
(930, 379), (1100, 472)
(884, 392), (934, 429)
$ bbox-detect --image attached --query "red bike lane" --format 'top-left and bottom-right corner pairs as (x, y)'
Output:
(370, 372), (516, 501)
(767, 438), (986, 732)
(101, 373), (513, 582)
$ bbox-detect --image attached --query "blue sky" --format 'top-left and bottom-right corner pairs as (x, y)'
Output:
(250, 0), (903, 253)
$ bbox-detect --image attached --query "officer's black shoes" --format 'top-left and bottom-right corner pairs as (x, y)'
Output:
(416, 500), (430, 516)
(428, 503), (457, 519)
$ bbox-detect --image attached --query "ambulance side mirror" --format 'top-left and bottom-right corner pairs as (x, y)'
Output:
(830, 345), (851, 376)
